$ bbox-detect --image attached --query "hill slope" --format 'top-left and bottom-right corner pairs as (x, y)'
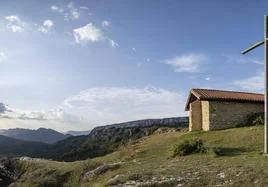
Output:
(0, 128), (71, 144)
(9, 126), (268, 187)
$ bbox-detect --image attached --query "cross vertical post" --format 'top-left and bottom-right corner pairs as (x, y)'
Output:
(241, 15), (268, 154)
(264, 15), (268, 154)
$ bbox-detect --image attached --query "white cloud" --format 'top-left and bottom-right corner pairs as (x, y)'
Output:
(66, 2), (80, 20)
(0, 87), (186, 130)
(5, 15), (54, 34)
(164, 53), (207, 73)
(50, 5), (64, 13)
(43, 20), (54, 28)
(205, 76), (211, 81)
(38, 19), (54, 34)
(0, 52), (7, 62)
(233, 71), (264, 92)
(80, 6), (89, 10)
(73, 23), (118, 47)
(9, 25), (24, 32)
(101, 20), (110, 27)
(0, 108), (83, 132)
(73, 23), (103, 43)
(109, 39), (119, 48)
(0, 103), (82, 125)
(70, 9), (80, 20)
(224, 54), (262, 65)
(62, 87), (185, 125)
(5, 15), (26, 33)
(5, 15), (20, 22)
(51, 2), (86, 21)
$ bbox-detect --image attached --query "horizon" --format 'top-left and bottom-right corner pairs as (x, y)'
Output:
(0, 0), (266, 131)
(0, 115), (188, 133)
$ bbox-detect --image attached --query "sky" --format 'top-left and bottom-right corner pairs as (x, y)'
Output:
(0, 0), (266, 132)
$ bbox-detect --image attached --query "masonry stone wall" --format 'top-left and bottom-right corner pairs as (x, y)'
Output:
(189, 100), (202, 131)
(208, 101), (264, 130)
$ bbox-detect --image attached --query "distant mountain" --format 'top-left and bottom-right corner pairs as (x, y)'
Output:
(0, 116), (188, 161)
(0, 128), (71, 144)
(0, 135), (48, 157)
(65, 130), (91, 136)
(45, 116), (189, 161)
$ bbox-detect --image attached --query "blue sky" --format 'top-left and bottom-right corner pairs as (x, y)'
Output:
(0, 0), (266, 131)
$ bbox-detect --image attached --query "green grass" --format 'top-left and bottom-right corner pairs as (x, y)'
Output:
(11, 126), (268, 186)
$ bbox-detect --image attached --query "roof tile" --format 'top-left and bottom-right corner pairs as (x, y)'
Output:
(185, 88), (264, 111)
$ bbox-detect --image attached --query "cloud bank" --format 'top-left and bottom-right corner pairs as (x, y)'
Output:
(0, 87), (185, 130)
(62, 87), (185, 124)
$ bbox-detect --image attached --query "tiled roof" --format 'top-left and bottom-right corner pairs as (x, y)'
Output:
(185, 88), (264, 111)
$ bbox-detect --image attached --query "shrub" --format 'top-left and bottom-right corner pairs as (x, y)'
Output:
(245, 112), (264, 126)
(170, 139), (207, 157)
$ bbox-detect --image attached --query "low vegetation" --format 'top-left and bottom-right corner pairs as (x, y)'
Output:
(170, 139), (207, 157)
(4, 125), (268, 186)
(246, 112), (264, 126)
(235, 112), (265, 128)
(0, 158), (20, 186)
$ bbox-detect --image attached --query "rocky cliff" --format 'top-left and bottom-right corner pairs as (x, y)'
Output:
(90, 116), (188, 138)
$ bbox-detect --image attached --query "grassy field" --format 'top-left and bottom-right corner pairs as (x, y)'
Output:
(11, 126), (268, 187)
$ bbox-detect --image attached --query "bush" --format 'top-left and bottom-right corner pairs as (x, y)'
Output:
(170, 139), (207, 157)
(245, 112), (264, 126)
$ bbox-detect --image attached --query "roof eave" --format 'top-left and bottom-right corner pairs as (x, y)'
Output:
(185, 89), (201, 111)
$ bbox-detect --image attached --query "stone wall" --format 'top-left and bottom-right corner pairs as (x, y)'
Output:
(208, 101), (264, 130)
(189, 100), (202, 131)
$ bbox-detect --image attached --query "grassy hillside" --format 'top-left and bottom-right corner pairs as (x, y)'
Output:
(9, 126), (268, 187)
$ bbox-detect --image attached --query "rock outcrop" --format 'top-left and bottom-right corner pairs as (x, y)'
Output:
(90, 116), (188, 138)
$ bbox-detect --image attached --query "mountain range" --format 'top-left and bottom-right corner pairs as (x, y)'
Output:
(0, 128), (71, 144)
(0, 116), (188, 161)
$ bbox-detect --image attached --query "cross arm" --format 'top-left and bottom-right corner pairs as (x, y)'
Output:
(241, 40), (264, 55)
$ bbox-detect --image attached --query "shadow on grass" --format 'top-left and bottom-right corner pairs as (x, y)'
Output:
(213, 147), (249, 156)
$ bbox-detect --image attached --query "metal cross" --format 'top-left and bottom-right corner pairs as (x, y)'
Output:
(241, 15), (268, 154)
